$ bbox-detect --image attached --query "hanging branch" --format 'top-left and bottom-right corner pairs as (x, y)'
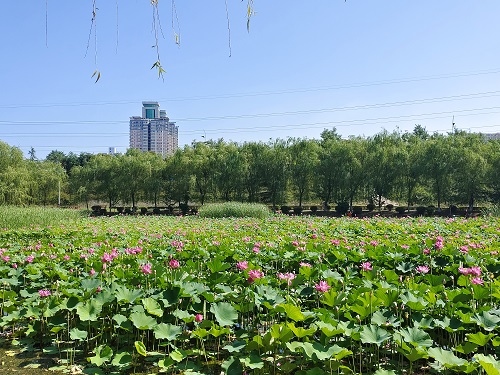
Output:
(246, 0), (255, 32)
(85, 0), (100, 82)
(150, 0), (165, 79)
(172, 0), (181, 46)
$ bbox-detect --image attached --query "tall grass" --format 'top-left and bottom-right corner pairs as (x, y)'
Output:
(0, 206), (87, 230)
(198, 202), (271, 219)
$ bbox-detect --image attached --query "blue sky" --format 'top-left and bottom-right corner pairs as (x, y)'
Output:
(1, 1), (500, 158)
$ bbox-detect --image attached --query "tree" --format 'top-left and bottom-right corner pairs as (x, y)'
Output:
(118, 149), (153, 208)
(366, 131), (404, 210)
(213, 142), (245, 201)
(164, 148), (192, 206)
(261, 139), (288, 208)
(449, 132), (488, 213)
(288, 138), (319, 208)
(0, 142), (30, 205)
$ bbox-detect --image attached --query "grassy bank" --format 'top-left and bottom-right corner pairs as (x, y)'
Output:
(0, 206), (87, 230)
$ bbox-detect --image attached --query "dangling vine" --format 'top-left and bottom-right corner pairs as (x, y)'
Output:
(85, 0), (100, 82)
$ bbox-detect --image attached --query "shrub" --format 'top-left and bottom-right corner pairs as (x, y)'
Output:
(293, 207), (303, 215)
(198, 202), (271, 219)
(367, 203), (376, 212)
(425, 206), (435, 216)
(179, 203), (189, 215)
(386, 204), (394, 211)
(310, 205), (318, 213)
(395, 206), (406, 214)
(281, 205), (291, 214)
(352, 206), (363, 215)
(140, 207), (148, 214)
(335, 201), (350, 215)
(153, 207), (161, 214)
(416, 206), (426, 216)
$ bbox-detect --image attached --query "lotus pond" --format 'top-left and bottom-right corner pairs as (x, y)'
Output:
(0, 215), (500, 374)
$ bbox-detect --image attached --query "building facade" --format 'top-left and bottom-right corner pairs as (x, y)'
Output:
(129, 102), (178, 157)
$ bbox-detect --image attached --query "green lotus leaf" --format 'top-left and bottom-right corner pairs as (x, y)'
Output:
(400, 292), (428, 311)
(173, 308), (193, 322)
(396, 344), (428, 362)
(360, 325), (391, 345)
(372, 309), (401, 327)
(466, 332), (495, 346)
(210, 302), (238, 326)
(115, 285), (143, 304)
(206, 258), (231, 273)
(81, 278), (100, 291)
(130, 311), (157, 330)
(428, 347), (467, 367)
(209, 325), (230, 337)
(270, 323), (294, 342)
(76, 298), (103, 321)
(154, 323), (182, 341)
(223, 340), (246, 353)
(474, 354), (500, 375)
(373, 370), (398, 375)
(287, 322), (316, 338)
(142, 297), (163, 317)
(134, 341), (147, 357)
(221, 356), (243, 375)
(396, 326), (433, 347)
(276, 303), (305, 322)
(88, 344), (113, 366)
(471, 311), (500, 331)
(241, 353), (264, 369)
(170, 349), (187, 362)
(69, 328), (88, 341)
(161, 286), (181, 307)
(111, 351), (133, 368)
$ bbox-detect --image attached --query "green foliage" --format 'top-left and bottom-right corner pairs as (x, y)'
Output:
(198, 202), (270, 218)
(0, 215), (499, 373)
(0, 206), (85, 229)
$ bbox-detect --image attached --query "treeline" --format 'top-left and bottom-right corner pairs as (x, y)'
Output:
(2, 126), (500, 210)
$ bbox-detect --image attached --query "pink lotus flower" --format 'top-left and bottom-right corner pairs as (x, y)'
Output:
(459, 245), (469, 254)
(141, 263), (153, 275)
(471, 277), (484, 285)
(469, 266), (481, 276)
(26, 255), (35, 263)
(195, 314), (203, 323)
(458, 267), (470, 275)
(416, 265), (430, 274)
(361, 262), (372, 271)
(252, 247), (260, 254)
(277, 272), (296, 286)
(63, 255), (70, 261)
(38, 289), (51, 297)
(314, 280), (330, 293)
(169, 259), (180, 269)
(247, 269), (264, 283)
(423, 248), (431, 255)
(300, 262), (311, 268)
(236, 261), (248, 270)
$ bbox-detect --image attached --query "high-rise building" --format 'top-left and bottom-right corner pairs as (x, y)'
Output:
(129, 101), (178, 157)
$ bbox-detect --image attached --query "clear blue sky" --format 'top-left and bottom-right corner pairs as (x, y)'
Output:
(1, 1), (500, 158)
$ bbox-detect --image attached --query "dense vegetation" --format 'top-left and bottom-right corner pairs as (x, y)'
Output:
(2, 126), (500, 211)
(0, 214), (499, 374)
